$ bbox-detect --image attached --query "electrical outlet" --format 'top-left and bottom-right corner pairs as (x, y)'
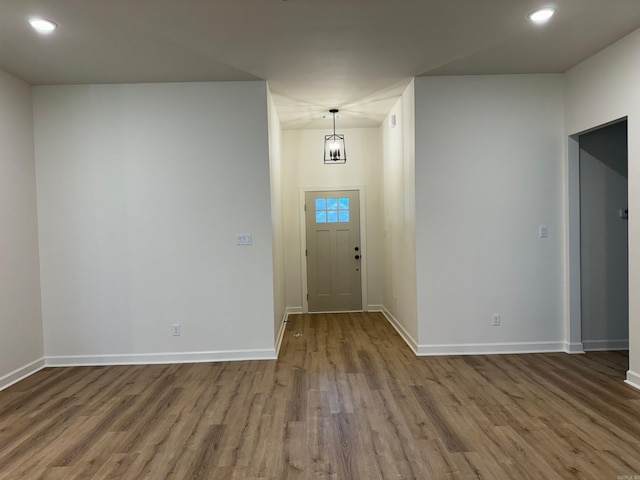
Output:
(492, 314), (501, 327)
(236, 233), (252, 245)
(172, 324), (181, 336)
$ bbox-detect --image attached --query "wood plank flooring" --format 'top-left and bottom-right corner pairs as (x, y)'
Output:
(1, 312), (639, 479)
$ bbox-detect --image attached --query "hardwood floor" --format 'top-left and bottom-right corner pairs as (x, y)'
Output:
(1, 312), (639, 479)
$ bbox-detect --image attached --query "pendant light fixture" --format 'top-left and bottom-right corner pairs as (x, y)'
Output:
(324, 109), (346, 164)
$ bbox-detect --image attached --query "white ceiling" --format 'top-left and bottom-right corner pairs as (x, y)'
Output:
(2, 0), (640, 129)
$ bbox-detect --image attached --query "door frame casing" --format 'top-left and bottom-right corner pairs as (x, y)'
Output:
(299, 186), (368, 313)
(566, 134), (584, 353)
(566, 116), (628, 353)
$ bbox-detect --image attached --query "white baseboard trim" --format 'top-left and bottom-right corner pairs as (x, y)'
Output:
(0, 357), (46, 392)
(380, 307), (566, 357)
(367, 304), (384, 312)
(275, 310), (291, 357)
(625, 370), (640, 391)
(415, 341), (565, 356)
(583, 339), (629, 351)
(564, 341), (585, 354)
(45, 348), (277, 367)
(286, 306), (303, 315)
(380, 307), (419, 355)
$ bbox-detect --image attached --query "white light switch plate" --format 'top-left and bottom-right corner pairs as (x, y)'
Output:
(539, 225), (548, 238)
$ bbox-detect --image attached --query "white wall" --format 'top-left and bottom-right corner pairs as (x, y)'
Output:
(33, 81), (276, 364)
(0, 70), (44, 389)
(565, 27), (640, 387)
(580, 148), (628, 350)
(267, 86), (286, 350)
(414, 75), (565, 354)
(281, 127), (383, 311)
(381, 80), (418, 347)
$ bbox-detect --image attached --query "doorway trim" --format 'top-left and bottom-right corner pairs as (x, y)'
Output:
(566, 116), (628, 354)
(299, 185), (368, 313)
(566, 134), (584, 353)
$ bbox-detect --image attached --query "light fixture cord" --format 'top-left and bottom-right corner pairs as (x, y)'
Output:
(333, 111), (336, 135)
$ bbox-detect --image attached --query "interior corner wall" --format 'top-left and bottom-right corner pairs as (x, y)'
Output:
(414, 74), (565, 355)
(565, 27), (640, 386)
(33, 81), (276, 364)
(381, 80), (419, 349)
(281, 127), (384, 312)
(0, 70), (44, 389)
(266, 86), (286, 348)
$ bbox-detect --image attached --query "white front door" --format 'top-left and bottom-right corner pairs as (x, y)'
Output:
(305, 190), (362, 312)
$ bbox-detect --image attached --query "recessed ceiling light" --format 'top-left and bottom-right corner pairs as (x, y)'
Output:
(28, 17), (58, 35)
(528, 7), (556, 24)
